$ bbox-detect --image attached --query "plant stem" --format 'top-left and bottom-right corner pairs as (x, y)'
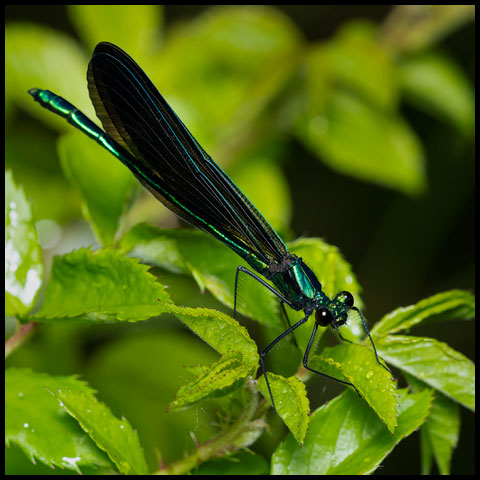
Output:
(5, 321), (36, 358)
(155, 380), (261, 475)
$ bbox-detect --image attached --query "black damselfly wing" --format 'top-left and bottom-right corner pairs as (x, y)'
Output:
(87, 42), (287, 269)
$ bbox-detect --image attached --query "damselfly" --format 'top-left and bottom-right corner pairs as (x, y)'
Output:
(29, 42), (390, 412)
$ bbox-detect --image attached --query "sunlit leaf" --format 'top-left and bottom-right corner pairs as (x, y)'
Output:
(33, 248), (172, 322)
(371, 289), (475, 337)
(168, 351), (251, 411)
(324, 21), (398, 110)
(258, 373), (309, 445)
(376, 335), (474, 411)
(5, 368), (113, 473)
(171, 305), (259, 370)
(297, 85), (426, 196)
(5, 171), (43, 316)
(272, 388), (433, 474)
(399, 52), (474, 136)
(309, 343), (398, 433)
(5, 24), (92, 125)
(51, 381), (149, 474)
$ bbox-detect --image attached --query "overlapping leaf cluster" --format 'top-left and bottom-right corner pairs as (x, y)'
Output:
(5, 4), (474, 475)
(6, 168), (474, 473)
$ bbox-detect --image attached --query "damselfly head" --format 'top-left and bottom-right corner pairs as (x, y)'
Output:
(314, 290), (354, 328)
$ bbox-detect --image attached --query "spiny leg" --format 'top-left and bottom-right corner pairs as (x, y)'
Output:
(233, 265), (293, 320)
(303, 323), (361, 397)
(336, 328), (353, 344)
(260, 314), (310, 413)
(233, 265), (305, 412)
(280, 302), (299, 348)
(280, 302), (292, 329)
(351, 306), (391, 374)
(233, 265), (297, 348)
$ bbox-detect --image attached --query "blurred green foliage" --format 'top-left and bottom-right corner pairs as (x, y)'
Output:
(5, 5), (474, 475)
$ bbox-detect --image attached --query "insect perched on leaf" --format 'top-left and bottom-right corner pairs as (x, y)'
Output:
(29, 42), (390, 412)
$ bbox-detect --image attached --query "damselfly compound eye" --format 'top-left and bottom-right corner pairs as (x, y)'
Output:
(315, 307), (334, 326)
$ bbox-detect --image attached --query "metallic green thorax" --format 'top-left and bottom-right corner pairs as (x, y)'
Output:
(267, 255), (322, 310)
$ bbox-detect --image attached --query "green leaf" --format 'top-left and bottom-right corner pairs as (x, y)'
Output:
(5, 368), (113, 473)
(422, 395), (460, 475)
(68, 5), (162, 59)
(29, 246), (258, 376)
(376, 335), (475, 411)
(121, 226), (281, 328)
(120, 224), (190, 274)
(170, 305), (259, 371)
(309, 343), (398, 433)
(324, 21), (398, 110)
(83, 331), (219, 467)
(407, 374), (460, 475)
(272, 388), (433, 475)
(297, 33), (425, 196)
(297, 86), (426, 196)
(58, 132), (135, 246)
(33, 248), (172, 322)
(51, 382), (149, 474)
(399, 52), (475, 136)
(168, 351), (252, 411)
(152, 5), (302, 151)
(372, 289), (475, 337)
(5, 170), (43, 316)
(232, 152), (292, 231)
(258, 373), (309, 445)
(5, 24), (93, 126)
